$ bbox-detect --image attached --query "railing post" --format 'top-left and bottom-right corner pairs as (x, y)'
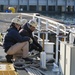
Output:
(64, 27), (66, 41)
(46, 21), (48, 41)
(38, 18), (41, 41)
(55, 25), (59, 64)
(33, 13), (36, 20)
(32, 14), (36, 36)
(69, 33), (74, 44)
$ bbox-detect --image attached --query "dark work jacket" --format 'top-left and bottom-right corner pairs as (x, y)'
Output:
(3, 27), (30, 52)
(19, 23), (42, 51)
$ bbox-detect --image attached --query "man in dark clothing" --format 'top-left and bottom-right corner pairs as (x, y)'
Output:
(3, 17), (33, 63)
(19, 19), (42, 52)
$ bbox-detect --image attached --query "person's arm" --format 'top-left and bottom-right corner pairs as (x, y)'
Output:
(19, 29), (29, 37)
(31, 36), (43, 52)
(11, 30), (30, 42)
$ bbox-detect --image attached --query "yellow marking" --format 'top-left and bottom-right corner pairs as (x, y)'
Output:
(0, 64), (15, 71)
(0, 71), (2, 75)
(0, 63), (18, 75)
(0, 71), (18, 75)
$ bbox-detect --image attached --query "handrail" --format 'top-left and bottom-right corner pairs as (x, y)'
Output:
(21, 13), (68, 64)
(21, 13), (67, 34)
(21, 13), (62, 25)
(1, 13), (75, 65)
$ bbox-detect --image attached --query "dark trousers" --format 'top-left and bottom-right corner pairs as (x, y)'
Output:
(29, 44), (38, 51)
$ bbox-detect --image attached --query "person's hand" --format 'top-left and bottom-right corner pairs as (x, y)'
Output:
(29, 38), (33, 44)
(37, 46), (43, 52)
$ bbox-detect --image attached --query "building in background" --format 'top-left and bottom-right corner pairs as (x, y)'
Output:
(0, 0), (75, 13)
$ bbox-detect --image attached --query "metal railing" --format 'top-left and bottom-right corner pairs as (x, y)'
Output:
(21, 13), (68, 64)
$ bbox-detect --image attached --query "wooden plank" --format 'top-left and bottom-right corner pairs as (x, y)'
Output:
(0, 63), (15, 71)
(0, 71), (3, 75)
(9, 71), (17, 75)
(0, 63), (17, 75)
(3, 71), (9, 75)
(0, 71), (17, 75)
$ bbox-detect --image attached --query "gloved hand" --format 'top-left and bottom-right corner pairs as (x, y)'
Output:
(29, 38), (33, 44)
(37, 46), (43, 52)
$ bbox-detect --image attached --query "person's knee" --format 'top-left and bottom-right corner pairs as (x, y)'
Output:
(22, 41), (29, 45)
(24, 41), (29, 46)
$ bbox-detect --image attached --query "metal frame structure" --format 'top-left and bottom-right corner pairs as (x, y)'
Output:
(22, 13), (69, 64)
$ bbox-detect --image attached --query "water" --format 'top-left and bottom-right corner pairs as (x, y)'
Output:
(42, 13), (75, 25)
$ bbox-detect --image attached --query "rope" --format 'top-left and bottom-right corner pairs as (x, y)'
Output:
(13, 59), (25, 69)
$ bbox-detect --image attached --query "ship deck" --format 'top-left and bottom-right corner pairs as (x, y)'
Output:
(0, 13), (64, 75)
(0, 46), (59, 75)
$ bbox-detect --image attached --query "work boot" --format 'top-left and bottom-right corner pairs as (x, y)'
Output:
(5, 55), (13, 63)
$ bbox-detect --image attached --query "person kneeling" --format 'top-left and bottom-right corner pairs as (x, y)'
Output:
(3, 17), (33, 63)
